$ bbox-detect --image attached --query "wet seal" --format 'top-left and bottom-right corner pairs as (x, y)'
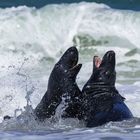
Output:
(82, 50), (133, 127)
(34, 46), (82, 121)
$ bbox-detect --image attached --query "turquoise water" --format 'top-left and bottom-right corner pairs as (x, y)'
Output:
(0, 0), (139, 10)
(0, 1), (139, 139)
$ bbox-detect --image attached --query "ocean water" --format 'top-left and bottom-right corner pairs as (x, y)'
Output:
(0, 1), (140, 140)
(0, 0), (140, 11)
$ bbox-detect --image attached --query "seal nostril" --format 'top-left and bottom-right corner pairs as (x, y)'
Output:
(106, 51), (115, 61)
(109, 51), (115, 56)
(69, 46), (77, 52)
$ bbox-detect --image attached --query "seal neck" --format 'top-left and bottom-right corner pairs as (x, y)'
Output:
(83, 83), (125, 101)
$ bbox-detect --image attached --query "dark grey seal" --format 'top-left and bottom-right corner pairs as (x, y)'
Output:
(34, 47), (82, 121)
(82, 50), (133, 127)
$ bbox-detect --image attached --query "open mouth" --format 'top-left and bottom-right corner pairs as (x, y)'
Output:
(94, 56), (102, 68)
(71, 58), (78, 68)
(67, 48), (79, 70)
(66, 53), (78, 70)
(69, 59), (82, 71)
(94, 51), (115, 68)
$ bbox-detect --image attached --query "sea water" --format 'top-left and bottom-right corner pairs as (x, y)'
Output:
(0, 2), (139, 140)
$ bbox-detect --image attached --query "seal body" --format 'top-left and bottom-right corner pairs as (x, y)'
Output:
(82, 51), (133, 127)
(34, 47), (82, 121)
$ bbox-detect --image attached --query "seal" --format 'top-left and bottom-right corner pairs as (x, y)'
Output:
(82, 50), (133, 127)
(34, 47), (82, 121)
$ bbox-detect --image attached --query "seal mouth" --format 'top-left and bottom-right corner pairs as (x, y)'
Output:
(69, 56), (82, 72)
(58, 46), (80, 69)
(64, 46), (79, 70)
(66, 47), (82, 75)
(94, 56), (102, 68)
(70, 63), (82, 71)
(70, 55), (78, 69)
(94, 50), (115, 68)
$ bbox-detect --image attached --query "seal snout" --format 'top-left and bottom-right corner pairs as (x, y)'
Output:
(65, 46), (79, 69)
(104, 50), (115, 60)
(68, 46), (78, 52)
(98, 50), (116, 67)
(105, 51), (116, 67)
(58, 46), (80, 70)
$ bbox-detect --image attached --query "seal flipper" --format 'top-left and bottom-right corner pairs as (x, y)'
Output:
(34, 90), (62, 121)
